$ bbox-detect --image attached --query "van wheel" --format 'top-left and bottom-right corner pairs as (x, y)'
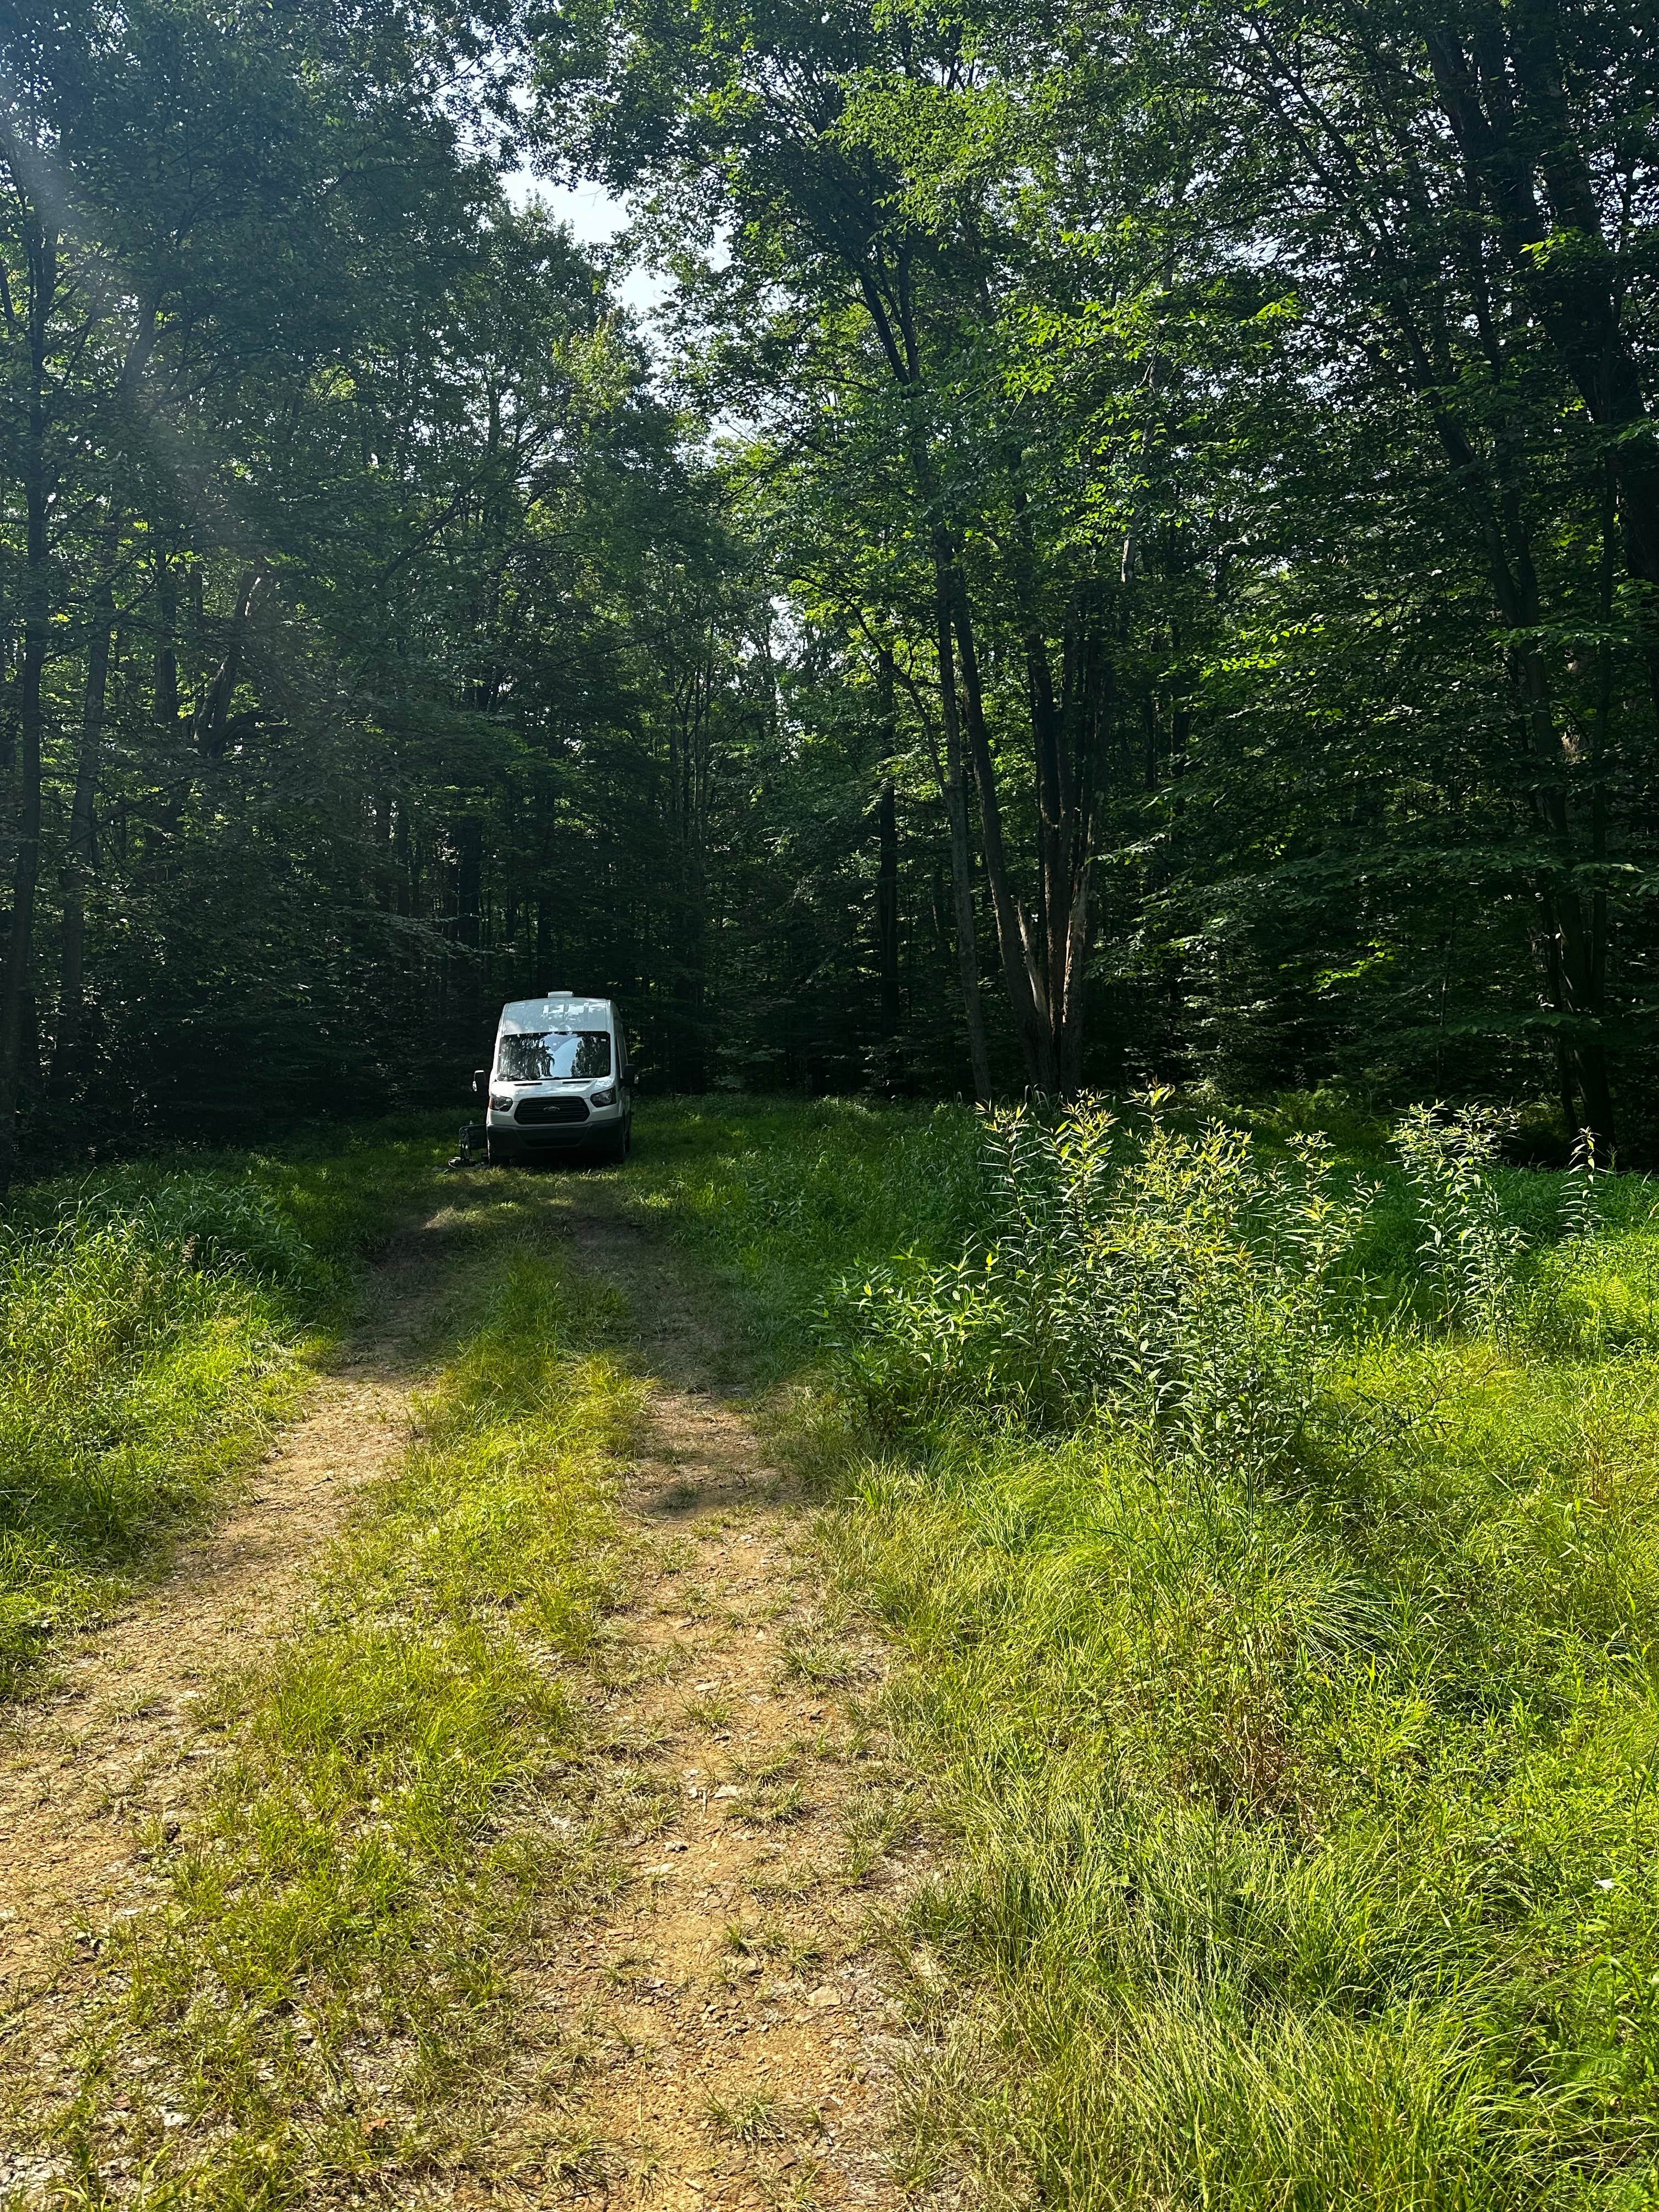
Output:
(486, 1136), (511, 1168)
(594, 1125), (629, 1166)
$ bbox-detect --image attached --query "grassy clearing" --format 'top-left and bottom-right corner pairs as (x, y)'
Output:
(625, 1096), (1659, 2210)
(625, 1096), (983, 1369)
(21, 1094), (1659, 2206)
(0, 1119), (452, 1689)
(44, 1228), (640, 2207)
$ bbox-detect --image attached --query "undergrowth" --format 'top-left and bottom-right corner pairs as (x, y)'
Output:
(625, 1096), (983, 1372)
(0, 1120), (450, 1689)
(631, 1093), (1659, 2210)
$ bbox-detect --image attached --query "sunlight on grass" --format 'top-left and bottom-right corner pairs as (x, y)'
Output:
(18, 1095), (1659, 2205)
(635, 1095), (1659, 2209)
(0, 1121), (452, 1690)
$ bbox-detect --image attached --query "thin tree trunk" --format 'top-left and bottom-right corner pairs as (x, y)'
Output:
(1426, 7), (1659, 712)
(1508, 629), (1616, 1147)
(860, 247), (1049, 1098)
(1009, 489), (1075, 1086)
(873, 648), (902, 1062)
(1240, 18), (1629, 1131)
(947, 574), (1055, 1088)
(931, 604), (994, 1103)
(194, 565), (264, 759)
(876, 780), (900, 1034)
(890, 619), (992, 1102)
(155, 545), (180, 731)
(1056, 605), (1111, 1093)
(0, 208), (55, 1185)
(1588, 452), (1616, 1150)
(455, 817), (483, 947)
(50, 551), (116, 1099)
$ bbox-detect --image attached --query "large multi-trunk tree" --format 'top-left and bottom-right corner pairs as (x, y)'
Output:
(1173, 0), (1657, 1142)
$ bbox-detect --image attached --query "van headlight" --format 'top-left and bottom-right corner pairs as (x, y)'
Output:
(490, 1092), (514, 1112)
(590, 1084), (617, 1107)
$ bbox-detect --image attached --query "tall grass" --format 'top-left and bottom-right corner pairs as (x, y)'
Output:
(630, 1094), (1659, 2210)
(626, 1096), (984, 1368)
(0, 1121), (449, 1689)
(20, 1093), (1659, 2204)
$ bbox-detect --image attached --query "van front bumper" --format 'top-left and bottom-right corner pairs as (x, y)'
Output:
(487, 1105), (625, 1158)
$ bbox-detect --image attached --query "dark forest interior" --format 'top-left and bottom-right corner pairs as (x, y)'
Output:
(4, 0), (1657, 1164)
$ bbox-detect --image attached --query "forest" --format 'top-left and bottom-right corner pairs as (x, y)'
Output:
(5, 0), (1657, 1168)
(12, 7), (1659, 2202)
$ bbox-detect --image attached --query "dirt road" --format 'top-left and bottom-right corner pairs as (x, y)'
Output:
(520, 1192), (915, 2211)
(0, 1171), (918, 2209)
(0, 1213), (467, 2003)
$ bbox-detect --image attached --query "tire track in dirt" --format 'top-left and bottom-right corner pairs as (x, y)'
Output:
(0, 1172), (927, 2211)
(496, 1192), (921, 2212)
(0, 1207), (470, 2012)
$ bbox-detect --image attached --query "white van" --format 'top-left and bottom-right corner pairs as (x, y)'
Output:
(472, 994), (633, 1165)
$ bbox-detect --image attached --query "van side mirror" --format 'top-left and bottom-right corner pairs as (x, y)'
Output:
(471, 1068), (488, 1102)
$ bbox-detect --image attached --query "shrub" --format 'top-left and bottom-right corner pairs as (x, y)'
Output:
(834, 1097), (1374, 1481)
(1391, 1104), (1527, 1336)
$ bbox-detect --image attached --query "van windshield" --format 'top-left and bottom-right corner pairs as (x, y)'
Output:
(497, 1030), (611, 1081)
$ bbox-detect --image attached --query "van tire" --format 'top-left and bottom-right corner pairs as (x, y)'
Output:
(486, 1135), (511, 1168)
(594, 1124), (629, 1166)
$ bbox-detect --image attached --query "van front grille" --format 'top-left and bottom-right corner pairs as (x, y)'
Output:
(515, 1095), (589, 1125)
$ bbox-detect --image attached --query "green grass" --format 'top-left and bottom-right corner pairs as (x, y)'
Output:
(45, 1230), (640, 2206)
(0, 1118), (454, 1689)
(19, 1093), (1659, 2207)
(618, 1096), (1659, 2211)
(625, 1096), (984, 1369)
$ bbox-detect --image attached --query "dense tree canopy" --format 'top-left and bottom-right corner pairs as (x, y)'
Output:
(5, 0), (1658, 1163)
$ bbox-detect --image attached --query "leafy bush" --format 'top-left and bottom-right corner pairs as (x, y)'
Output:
(834, 1098), (1374, 1477)
(1392, 1104), (1527, 1335)
(641, 1093), (1659, 2207)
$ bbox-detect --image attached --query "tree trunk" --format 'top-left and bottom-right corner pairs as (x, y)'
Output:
(871, 647), (903, 1070)
(49, 554), (116, 1101)
(927, 602), (994, 1103)
(861, 250), (1052, 1098)
(1425, 4), (1659, 707)
(876, 778), (900, 1036)
(194, 565), (264, 759)
(1056, 603), (1111, 1092)
(947, 573), (1055, 1089)
(455, 817), (483, 947)
(0, 208), (55, 1186)
(1010, 491), (1082, 1088)
(155, 545), (180, 732)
